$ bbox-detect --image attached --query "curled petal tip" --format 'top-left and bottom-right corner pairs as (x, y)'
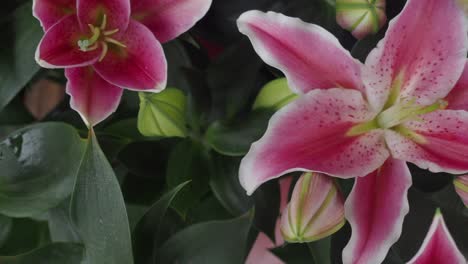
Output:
(280, 172), (345, 243)
(454, 175), (468, 207)
(408, 210), (466, 264)
(336, 0), (387, 39)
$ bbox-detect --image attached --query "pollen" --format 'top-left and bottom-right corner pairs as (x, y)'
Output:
(76, 14), (127, 62)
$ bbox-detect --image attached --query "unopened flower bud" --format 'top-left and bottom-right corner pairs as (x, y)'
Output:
(336, 0), (387, 39)
(280, 172), (345, 243)
(454, 175), (468, 207)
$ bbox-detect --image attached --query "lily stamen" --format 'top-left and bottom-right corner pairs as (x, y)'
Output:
(104, 28), (119, 36)
(77, 13), (126, 61)
(105, 37), (127, 48)
(100, 14), (107, 30)
(377, 98), (447, 129)
(99, 42), (108, 62)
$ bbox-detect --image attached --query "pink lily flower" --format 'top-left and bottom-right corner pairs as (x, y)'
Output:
(237, 0), (468, 263)
(407, 209), (466, 264)
(33, 0), (212, 125)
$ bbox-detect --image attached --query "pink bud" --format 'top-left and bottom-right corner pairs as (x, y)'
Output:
(336, 0), (387, 39)
(280, 172), (345, 243)
(454, 175), (468, 207)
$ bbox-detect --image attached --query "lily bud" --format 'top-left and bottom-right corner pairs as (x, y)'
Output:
(454, 175), (468, 207)
(280, 172), (345, 243)
(336, 0), (387, 39)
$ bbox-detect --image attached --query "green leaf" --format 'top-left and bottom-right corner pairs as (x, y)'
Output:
(0, 1), (42, 111)
(0, 97), (34, 126)
(0, 243), (84, 264)
(253, 78), (298, 110)
(209, 154), (253, 216)
(138, 89), (187, 138)
(253, 181), (280, 241)
(166, 140), (211, 216)
(70, 132), (133, 264)
(0, 214), (12, 248)
(133, 182), (189, 264)
(47, 200), (81, 243)
(205, 110), (273, 156)
(0, 218), (49, 256)
(307, 237), (332, 264)
(0, 123), (85, 217)
(157, 215), (252, 264)
(102, 118), (145, 141)
(207, 41), (266, 119)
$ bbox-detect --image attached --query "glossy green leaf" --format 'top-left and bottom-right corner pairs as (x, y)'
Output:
(252, 78), (298, 110)
(133, 182), (189, 264)
(0, 243), (84, 264)
(209, 154), (253, 216)
(166, 140), (210, 216)
(205, 110), (273, 156)
(0, 1), (42, 111)
(157, 214), (252, 264)
(0, 123), (85, 217)
(138, 89), (187, 138)
(47, 200), (80, 243)
(70, 132), (133, 264)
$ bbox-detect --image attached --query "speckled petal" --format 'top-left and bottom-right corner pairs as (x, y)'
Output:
(239, 88), (389, 195)
(385, 110), (468, 174)
(363, 0), (467, 112)
(237, 11), (364, 94)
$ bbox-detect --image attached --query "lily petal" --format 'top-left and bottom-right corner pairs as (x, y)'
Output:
(454, 175), (468, 207)
(33, 0), (76, 30)
(245, 233), (284, 264)
(343, 158), (411, 264)
(35, 15), (101, 69)
(65, 67), (123, 126)
(363, 0), (468, 112)
(94, 20), (167, 92)
(77, 0), (130, 30)
(239, 88), (389, 195)
(131, 0), (212, 43)
(445, 61), (468, 111)
(237, 11), (364, 94)
(407, 210), (466, 264)
(386, 110), (468, 174)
